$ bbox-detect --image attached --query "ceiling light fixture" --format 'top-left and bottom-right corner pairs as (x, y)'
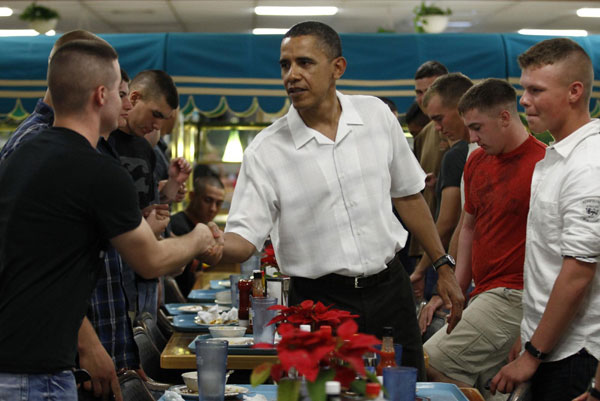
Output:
(0, 29), (40, 37)
(252, 28), (288, 35)
(446, 21), (472, 28)
(577, 8), (600, 18)
(254, 6), (338, 16)
(518, 29), (587, 37)
(0, 7), (13, 17)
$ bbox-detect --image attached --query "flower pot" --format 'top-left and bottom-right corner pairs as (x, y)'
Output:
(29, 18), (57, 34)
(421, 15), (448, 33)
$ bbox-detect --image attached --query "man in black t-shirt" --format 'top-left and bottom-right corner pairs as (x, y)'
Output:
(0, 40), (221, 401)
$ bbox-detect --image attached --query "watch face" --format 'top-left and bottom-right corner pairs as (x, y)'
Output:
(447, 255), (456, 265)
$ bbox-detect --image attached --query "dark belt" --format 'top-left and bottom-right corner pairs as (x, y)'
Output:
(314, 253), (399, 289)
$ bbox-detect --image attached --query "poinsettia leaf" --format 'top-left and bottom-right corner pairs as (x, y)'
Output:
(350, 378), (367, 395)
(250, 362), (272, 386)
(277, 378), (301, 401)
(306, 369), (336, 401)
(337, 319), (358, 338)
(334, 366), (357, 388)
(300, 300), (314, 309)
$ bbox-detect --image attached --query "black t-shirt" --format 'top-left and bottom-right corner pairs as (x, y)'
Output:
(435, 140), (468, 219)
(109, 129), (157, 209)
(0, 127), (141, 373)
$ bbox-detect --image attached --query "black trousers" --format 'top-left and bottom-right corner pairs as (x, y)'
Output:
(289, 255), (426, 381)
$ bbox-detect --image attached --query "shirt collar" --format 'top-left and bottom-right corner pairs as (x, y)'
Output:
(551, 119), (600, 158)
(34, 98), (54, 123)
(288, 91), (364, 149)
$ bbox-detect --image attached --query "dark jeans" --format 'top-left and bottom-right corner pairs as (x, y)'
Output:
(0, 370), (77, 401)
(531, 349), (598, 401)
(289, 256), (426, 381)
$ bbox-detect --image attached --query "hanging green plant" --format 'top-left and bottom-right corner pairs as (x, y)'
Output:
(413, 2), (452, 33)
(19, 2), (60, 22)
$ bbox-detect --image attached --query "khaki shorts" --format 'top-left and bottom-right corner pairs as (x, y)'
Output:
(424, 287), (522, 388)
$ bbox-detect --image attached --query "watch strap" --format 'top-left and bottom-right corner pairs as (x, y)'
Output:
(432, 254), (455, 271)
(524, 341), (548, 360)
(590, 386), (600, 400)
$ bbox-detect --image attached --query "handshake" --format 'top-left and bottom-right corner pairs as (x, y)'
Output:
(194, 221), (224, 266)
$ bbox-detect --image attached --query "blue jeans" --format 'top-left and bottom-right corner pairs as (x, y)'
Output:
(0, 370), (77, 401)
(531, 349), (598, 401)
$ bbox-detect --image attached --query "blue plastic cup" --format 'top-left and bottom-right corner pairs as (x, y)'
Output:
(195, 339), (228, 401)
(229, 274), (241, 309)
(383, 366), (417, 401)
(252, 297), (277, 344)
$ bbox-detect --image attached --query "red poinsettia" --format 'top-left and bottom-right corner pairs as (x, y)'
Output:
(267, 300), (359, 329)
(261, 243), (278, 268)
(252, 318), (381, 397)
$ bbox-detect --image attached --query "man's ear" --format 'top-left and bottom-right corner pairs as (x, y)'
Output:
(93, 85), (106, 107)
(568, 81), (585, 105)
(332, 56), (347, 80)
(130, 90), (142, 106)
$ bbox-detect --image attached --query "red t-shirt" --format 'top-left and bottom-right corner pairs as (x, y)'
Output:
(464, 135), (546, 297)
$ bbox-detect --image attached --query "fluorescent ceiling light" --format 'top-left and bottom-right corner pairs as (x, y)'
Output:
(518, 29), (587, 37)
(252, 28), (288, 35)
(0, 29), (40, 37)
(0, 7), (13, 17)
(254, 6), (338, 16)
(577, 8), (600, 18)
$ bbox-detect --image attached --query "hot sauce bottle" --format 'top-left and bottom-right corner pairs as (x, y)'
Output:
(376, 326), (397, 375)
(237, 279), (252, 328)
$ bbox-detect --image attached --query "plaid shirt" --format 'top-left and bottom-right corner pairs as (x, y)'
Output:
(87, 246), (140, 370)
(0, 99), (54, 164)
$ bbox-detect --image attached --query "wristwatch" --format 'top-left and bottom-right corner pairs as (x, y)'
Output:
(524, 341), (548, 360)
(432, 254), (456, 271)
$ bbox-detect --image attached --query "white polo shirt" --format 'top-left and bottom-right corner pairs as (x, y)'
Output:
(225, 91), (425, 279)
(522, 119), (600, 361)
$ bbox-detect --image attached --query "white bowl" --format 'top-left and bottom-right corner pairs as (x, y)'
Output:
(181, 371), (198, 392)
(209, 325), (247, 338)
(215, 290), (232, 304)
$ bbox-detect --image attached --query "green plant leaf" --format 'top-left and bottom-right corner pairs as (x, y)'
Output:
(277, 378), (302, 401)
(250, 362), (272, 386)
(306, 369), (336, 401)
(19, 3), (60, 21)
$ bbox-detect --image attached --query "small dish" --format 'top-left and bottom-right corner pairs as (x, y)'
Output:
(209, 325), (247, 338)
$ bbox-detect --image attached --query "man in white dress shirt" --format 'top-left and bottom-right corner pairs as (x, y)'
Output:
(491, 38), (600, 401)
(221, 21), (464, 379)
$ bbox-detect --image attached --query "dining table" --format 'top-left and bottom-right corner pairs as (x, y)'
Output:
(160, 332), (279, 370)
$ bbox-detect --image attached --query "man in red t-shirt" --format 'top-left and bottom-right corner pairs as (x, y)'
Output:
(423, 78), (546, 397)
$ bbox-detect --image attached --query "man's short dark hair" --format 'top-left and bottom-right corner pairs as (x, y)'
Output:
(423, 73), (473, 109)
(48, 39), (119, 115)
(458, 78), (518, 116)
(130, 70), (179, 109)
(405, 101), (430, 126)
(518, 38), (593, 103)
(49, 30), (107, 60)
(414, 61), (449, 80)
(121, 68), (130, 83)
(193, 175), (224, 194)
(284, 21), (342, 59)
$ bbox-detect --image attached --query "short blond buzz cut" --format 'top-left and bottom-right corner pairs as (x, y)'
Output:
(422, 72), (473, 109)
(49, 29), (108, 61)
(458, 78), (518, 117)
(518, 38), (593, 104)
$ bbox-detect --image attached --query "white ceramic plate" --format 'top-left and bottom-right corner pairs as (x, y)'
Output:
(170, 384), (249, 399)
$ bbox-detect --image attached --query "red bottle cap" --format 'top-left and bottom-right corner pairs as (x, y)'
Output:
(366, 382), (381, 398)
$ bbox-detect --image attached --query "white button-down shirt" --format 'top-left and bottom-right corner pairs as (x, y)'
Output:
(226, 92), (425, 279)
(522, 119), (600, 361)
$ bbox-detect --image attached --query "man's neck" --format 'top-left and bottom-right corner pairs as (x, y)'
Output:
(42, 90), (53, 108)
(502, 126), (530, 154)
(52, 116), (101, 148)
(551, 111), (592, 143)
(297, 91), (342, 141)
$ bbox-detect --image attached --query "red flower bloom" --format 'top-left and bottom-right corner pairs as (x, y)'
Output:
(261, 243), (278, 268)
(267, 300), (358, 329)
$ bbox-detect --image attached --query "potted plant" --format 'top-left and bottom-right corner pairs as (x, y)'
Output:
(19, 2), (60, 34)
(413, 2), (452, 33)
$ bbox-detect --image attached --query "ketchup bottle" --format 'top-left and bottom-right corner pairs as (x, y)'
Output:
(237, 279), (252, 328)
(376, 326), (397, 375)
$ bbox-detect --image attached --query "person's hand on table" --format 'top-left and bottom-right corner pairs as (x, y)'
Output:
(435, 266), (464, 334)
(490, 352), (540, 395)
(79, 341), (123, 401)
(418, 295), (444, 334)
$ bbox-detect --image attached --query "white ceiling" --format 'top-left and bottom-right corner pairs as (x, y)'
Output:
(1, 0), (600, 35)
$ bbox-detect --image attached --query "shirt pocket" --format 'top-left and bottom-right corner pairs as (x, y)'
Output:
(535, 200), (561, 244)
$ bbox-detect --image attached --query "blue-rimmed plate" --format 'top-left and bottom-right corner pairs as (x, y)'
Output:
(164, 303), (230, 315)
(171, 314), (236, 332)
(416, 382), (469, 401)
(187, 289), (220, 302)
(168, 384), (249, 400)
(187, 334), (277, 355)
